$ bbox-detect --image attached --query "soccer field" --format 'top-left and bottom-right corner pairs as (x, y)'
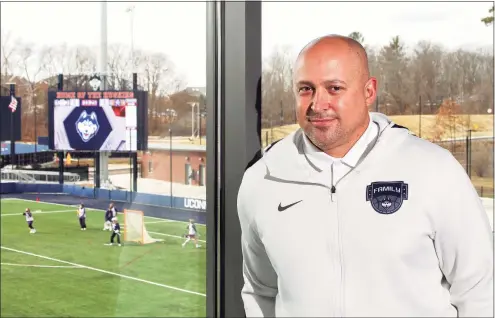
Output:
(0, 198), (207, 317)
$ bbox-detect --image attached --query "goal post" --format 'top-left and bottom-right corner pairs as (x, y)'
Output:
(123, 209), (156, 244)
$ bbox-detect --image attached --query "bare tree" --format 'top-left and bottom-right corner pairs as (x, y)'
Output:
(411, 41), (444, 114)
(0, 30), (18, 81)
(107, 43), (131, 89)
(378, 36), (413, 114)
(262, 45), (295, 133)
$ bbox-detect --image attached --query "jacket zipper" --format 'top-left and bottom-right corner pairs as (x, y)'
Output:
(329, 162), (343, 316)
(327, 123), (382, 317)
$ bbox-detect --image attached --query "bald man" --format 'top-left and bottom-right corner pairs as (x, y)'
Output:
(237, 35), (493, 317)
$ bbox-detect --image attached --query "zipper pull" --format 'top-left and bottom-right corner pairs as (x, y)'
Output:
(330, 163), (335, 201)
(330, 185), (336, 202)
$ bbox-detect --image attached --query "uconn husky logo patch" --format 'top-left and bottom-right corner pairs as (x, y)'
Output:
(76, 110), (99, 142)
(366, 181), (408, 214)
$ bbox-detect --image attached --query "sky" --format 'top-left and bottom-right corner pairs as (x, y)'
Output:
(1, 1), (493, 88)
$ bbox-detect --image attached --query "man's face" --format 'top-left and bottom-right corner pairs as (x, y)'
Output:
(293, 42), (376, 153)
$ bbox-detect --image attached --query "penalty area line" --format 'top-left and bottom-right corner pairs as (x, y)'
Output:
(0, 246), (206, 297)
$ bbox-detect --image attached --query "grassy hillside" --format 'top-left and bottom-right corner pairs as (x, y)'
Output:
(176, 115), (493, 147)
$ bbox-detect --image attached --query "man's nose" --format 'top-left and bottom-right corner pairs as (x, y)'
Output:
(311, 87), (331, 111)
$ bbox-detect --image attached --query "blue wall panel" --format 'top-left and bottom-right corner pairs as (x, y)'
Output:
(1, 183), (207, 223)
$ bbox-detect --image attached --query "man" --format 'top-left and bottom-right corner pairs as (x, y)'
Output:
(237, 35), (493, 317)
(22, 208), (36, 234)
(105, 217), (121, 246)
(77, 203), (87, 230)
(182, 219), (201, 248)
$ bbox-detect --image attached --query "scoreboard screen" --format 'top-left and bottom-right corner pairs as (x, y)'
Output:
(48, 91), (144, 151)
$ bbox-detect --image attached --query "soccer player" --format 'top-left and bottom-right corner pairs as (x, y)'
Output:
(77, 203), (87, 230)
(237, 35), (493, 317)
(105, 217), (121, 246)
(22, 208), (36, 234)
(182, 219), (201, 248)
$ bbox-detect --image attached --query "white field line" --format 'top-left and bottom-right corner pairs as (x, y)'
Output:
(8, 198), (205, 226)
(144, 220), (176, 224)
(1, 262), (81, 269)
(1, 209), (76, 216)
(148, 231), (206, 243)
(1, 246), (206, 297)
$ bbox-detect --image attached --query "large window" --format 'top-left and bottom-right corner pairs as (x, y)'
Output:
(0, 2), (208, 317)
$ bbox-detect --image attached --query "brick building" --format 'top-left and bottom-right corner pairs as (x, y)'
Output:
(141, 143), (206, 186)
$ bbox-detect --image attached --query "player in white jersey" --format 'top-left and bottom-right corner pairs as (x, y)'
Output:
(182, 219), (201, 248)
(77, 203), (87, 230)
(22, 208), (36, 234)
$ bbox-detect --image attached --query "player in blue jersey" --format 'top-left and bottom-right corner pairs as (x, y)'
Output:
(22, 208), (36, 234)
(103, 203), (116, 231)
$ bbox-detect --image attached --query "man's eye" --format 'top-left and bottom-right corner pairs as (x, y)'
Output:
(298, 86), (312, 92)
(330, 86), (342, 92)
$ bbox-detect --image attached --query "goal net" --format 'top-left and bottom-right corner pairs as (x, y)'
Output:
(123, 209), (156, 244)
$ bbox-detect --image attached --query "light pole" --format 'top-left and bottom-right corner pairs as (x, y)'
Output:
(164, 108), (177, 206)
(125, 5), (135, 73)
(188, 102), (197, 140)
(199, 105), (207, 145)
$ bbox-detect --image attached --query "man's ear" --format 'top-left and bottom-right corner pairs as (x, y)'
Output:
(364, 77), (377, 108)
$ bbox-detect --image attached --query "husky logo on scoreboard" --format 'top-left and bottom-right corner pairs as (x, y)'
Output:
(63, 107), (112, 150)
(76, 110), (100, 142)
(89, 74), (102, 91)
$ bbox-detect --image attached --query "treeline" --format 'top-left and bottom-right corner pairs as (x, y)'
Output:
(0, 34), (203, 139)
(262, 34), (494, 128)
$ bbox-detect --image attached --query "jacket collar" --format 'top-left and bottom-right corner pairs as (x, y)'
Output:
(302, 113), (378, 171)
(261, 112), (400, 184)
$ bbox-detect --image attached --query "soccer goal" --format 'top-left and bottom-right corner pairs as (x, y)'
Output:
(123, 209), (156, 244)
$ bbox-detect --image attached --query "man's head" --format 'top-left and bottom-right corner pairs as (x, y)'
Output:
(112, 217), (118, 223)
(292, 34), (377, 156)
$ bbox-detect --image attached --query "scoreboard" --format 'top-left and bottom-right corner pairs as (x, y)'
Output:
(48, 90), (148, 152)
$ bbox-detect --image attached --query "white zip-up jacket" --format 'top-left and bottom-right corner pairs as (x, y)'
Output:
(237, 112), (493, 317)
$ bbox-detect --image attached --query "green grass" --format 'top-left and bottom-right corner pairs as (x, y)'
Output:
(0, 198), (206, 317)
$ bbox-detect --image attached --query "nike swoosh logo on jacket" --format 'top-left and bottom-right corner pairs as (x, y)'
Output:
(237, 112), (493, 317)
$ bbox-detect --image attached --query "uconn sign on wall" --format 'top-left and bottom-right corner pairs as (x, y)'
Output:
(183, 198), (207, 211)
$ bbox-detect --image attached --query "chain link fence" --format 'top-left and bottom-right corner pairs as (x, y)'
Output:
(433, 138), (494, 198)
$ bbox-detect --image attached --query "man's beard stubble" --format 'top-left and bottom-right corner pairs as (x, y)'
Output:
(304, 121), (347, 152)
(303, 108), (347, 152)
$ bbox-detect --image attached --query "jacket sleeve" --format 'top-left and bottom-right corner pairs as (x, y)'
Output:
(238, 173), (278, 317)
(432, 155), (493, 317)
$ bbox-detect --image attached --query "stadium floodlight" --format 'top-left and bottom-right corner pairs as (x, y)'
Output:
(123, 209), (156, 244)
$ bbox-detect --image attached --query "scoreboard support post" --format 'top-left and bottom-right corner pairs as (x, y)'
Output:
(57, 152), (64, 184)
(132, 152), (138, 193)
(9, 83), (16, 168)
(99, 152), (110, 186)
